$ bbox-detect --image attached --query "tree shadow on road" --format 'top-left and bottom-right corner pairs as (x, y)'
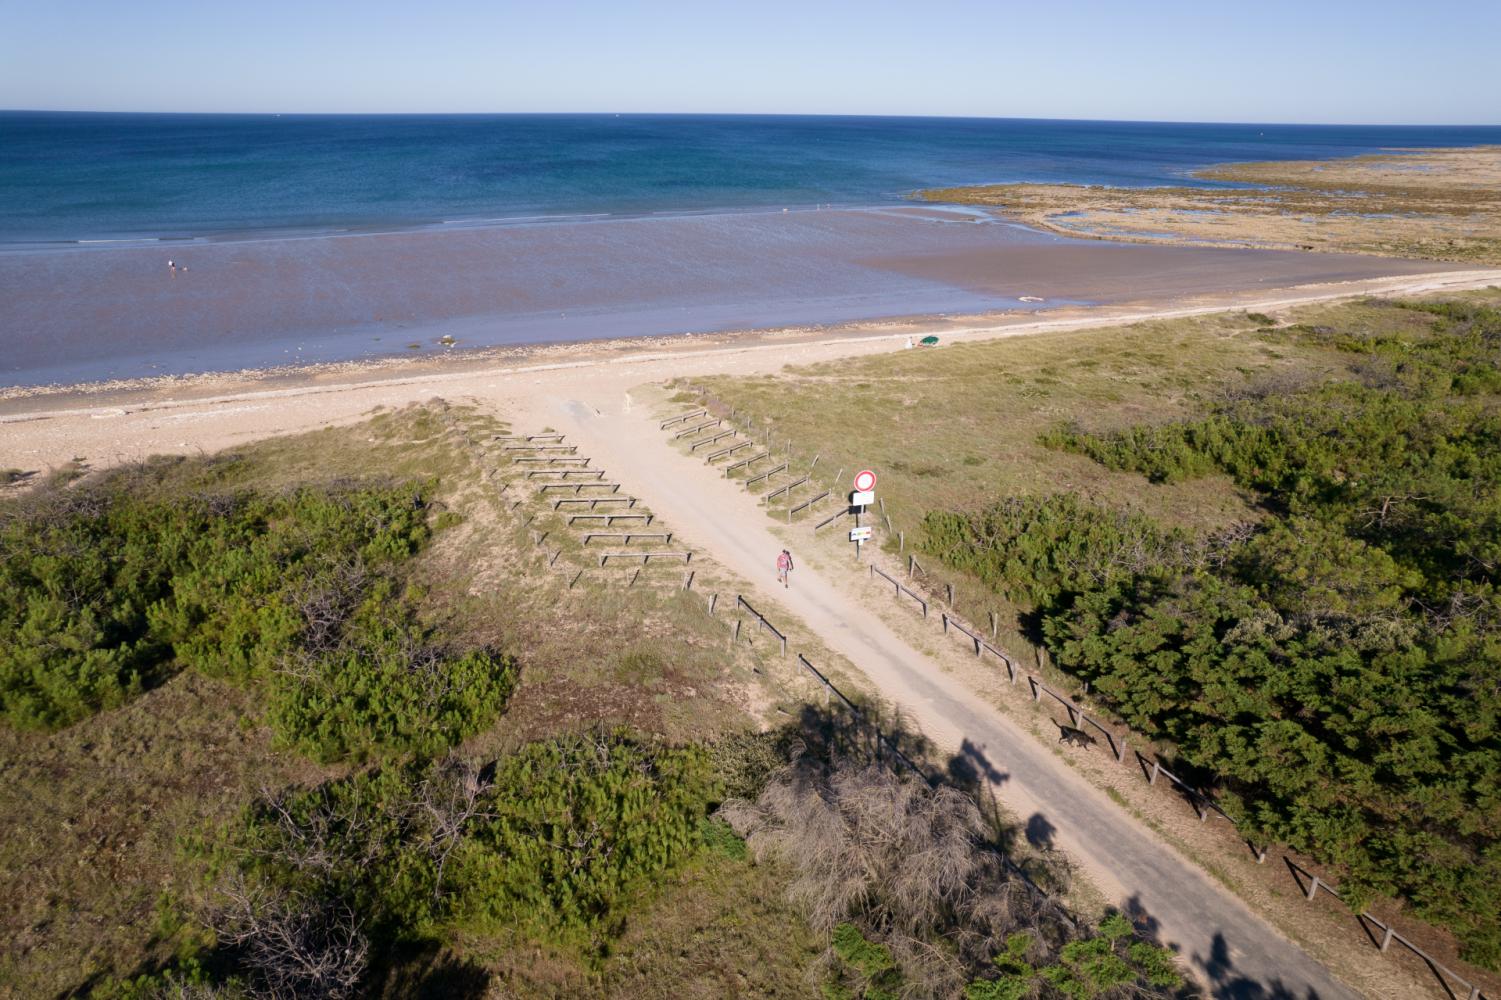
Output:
(1025, 812), (1057, 852)
(1194, 931), (1327, 1000)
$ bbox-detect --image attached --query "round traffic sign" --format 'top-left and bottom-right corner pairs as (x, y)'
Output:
(853, 469), (877, 492)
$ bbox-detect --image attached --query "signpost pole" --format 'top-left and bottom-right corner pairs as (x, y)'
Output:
(849, 470), (878, 561)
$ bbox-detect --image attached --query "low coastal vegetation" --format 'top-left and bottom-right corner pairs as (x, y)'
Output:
(693, 290), (1501, 974)
(1, 403), (1186, 998)
(1014, 300), (1501, 966)
(0, 407), (811, 998)
(0, 471), (513, 760)
(922, 145), (1501, 264)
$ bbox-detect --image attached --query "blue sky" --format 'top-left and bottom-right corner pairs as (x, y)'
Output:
(1, 0), (1496, 123)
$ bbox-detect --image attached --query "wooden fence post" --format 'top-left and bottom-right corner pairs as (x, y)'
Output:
(898, 531), (905, 553)
(1380, 923), (1395, 953)
(1306, 875), (1320, 901)
(708, 593), (718, 615)
(945, 582), (954, 606)
(989, 610), (998, 638)
(1149, 760), (1161, 785)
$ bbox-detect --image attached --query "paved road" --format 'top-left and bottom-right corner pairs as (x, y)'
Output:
(551, 394), (1355, 1000)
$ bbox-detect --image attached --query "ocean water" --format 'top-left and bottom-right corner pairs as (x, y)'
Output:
(3, 113), (1501, 245)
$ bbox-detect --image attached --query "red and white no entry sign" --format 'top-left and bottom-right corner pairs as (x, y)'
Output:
(853, 469), (877, 492)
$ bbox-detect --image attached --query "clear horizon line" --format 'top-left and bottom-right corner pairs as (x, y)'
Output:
(3, 107), (1500, 129)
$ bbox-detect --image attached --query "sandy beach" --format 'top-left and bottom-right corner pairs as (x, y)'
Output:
(4, 265), (1497, 477)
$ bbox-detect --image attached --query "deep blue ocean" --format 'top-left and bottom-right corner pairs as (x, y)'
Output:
(3, 112), (1501, 245)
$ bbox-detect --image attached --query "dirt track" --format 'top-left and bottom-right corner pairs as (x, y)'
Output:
(543, 393), (1357, 999)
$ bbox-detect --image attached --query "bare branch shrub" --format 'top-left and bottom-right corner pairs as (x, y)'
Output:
(722, 756), (1066, 997)
(250, 783), (384, 880)
(210, 872), (369, 1000)
(416, 754), (495, 897)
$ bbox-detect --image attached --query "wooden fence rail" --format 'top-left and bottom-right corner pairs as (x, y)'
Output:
(735, 595), (788, 656)
(690, 429), (736, 451)
(514, 456), (590, 467)
(567, 513), (654, 526)
(1137, 752), (1234, 824)
(745, 462), (788, 489)
(788, 490), (831, 522)
(707, 440), (753, 462)
(495, 433), (565, 443)
(674, 418), (720, 439)
(1283, 860), (1489, 1000)
(660, 409), (707, 429)
(764, 476), (809, 503)
(582, 532), (672, 545)
(725, 451), (770, 475)
(503, 444), (577, 453)
(1024, 675), (1125, 764)
(871, 565), (928, 617)
(599, 550), (692, 566)
(939, 612), (1017, 681)
(815, 506), (853, 531)
(553, 495), (639, 510)
(538, 481), (622, 494)
(525, 469), (606, 480)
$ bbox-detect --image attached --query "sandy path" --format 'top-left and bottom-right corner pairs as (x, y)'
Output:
(537, 392), (1356, 999)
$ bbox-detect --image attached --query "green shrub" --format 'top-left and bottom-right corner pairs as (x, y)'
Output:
(0, 474), (448, 737)
(266, 583), (517, 763)
(456, 730), (717, 950)
(919, 495), (1185, 610)
(964, 916), (1181, 1000)
(946, 297), (1501, 967)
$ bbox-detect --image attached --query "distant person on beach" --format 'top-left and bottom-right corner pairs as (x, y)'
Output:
(167, 259), (175, 272)
(776, 548), (794, 588)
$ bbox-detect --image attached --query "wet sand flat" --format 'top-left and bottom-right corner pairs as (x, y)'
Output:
(0, 205), (1473, 387)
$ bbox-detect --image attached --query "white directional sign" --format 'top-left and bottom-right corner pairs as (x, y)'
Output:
(849, 526), (873, 542)
(853, 469), (877, 493)
(851, 489), (875, 507)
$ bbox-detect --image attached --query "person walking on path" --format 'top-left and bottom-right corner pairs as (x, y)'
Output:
(776, 548), (794, 588)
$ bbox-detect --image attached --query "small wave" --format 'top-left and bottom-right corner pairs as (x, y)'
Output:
(441, 213), (612, 225)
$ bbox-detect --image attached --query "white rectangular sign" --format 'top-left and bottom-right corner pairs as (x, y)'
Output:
(849, 526), (873, 542)
(851, 490), (875, 507)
